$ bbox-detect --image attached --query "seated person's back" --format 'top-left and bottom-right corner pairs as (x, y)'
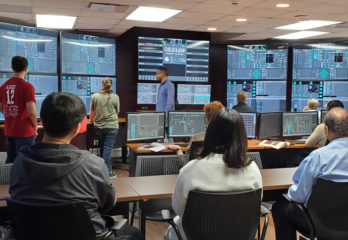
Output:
(9, 92), (141, 239)
(166, 109), (262, 240)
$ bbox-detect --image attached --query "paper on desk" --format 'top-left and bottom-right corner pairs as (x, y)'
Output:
(259, 140), (291, 149)
(137, 144), (167, 152)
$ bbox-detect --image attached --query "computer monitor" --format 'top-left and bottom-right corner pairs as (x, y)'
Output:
(28, 75), (59, 116)
(258, 112), (282, 140)
(61, 32), (116, 76)
(227, 44), (288, 80)
(177, 84), (211, 105)
(126, 112), (165, 141)
(320, 110), (327, 123)
(255, 81), (287, 112)
(291, 81), (323, 111)
(293, 43), (348, 81)
(0, 22), (58, 74)
(239, 113), (257, 139)
(168, 111), (206, 137)
(61, 75), (116, 113)
(227, 81), (255, 109)
(282, 112), (319, 137)
(137, 83), (159, 104)
(138, 37), (209, 82)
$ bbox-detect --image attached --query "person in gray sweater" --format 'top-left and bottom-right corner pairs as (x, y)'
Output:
(9, 92), (142, 240)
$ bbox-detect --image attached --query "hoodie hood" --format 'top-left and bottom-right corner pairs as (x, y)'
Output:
(17, 143), (89, 185)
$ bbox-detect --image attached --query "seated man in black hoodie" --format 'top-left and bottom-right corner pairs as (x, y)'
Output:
(9, 92), (142, 240)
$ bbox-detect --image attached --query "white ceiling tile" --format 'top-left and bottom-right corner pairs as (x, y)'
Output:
(141, 0), (197, 10)
(165, 17), (212, 25)
(32, 7), (80, 16)
(0, 12), (33, 21)
(0, 0), (31, 6)
(79, 10), (129, 19)
(175, 11), (223, 21)
(81, 0), (143, 5)
(187, 3), (242, 14)
(32, 0), (88, 10)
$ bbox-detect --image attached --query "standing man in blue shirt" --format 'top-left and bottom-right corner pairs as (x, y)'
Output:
(155, 67), (175, 115)
(272, 107), (348, 240)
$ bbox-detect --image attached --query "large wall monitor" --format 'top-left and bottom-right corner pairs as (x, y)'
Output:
(282, 112), (318, 137)
(291, 81), (323, 111)
(127, 112), (165, 141)
(137, 82), (159, 104)
(61, 75), (116, 112)
(258, 112), (282, 140)
(29, 75), (58, 115)
(227, 44), (288, 80)
(177, 84), (211, 105)
(239, 113), (257, 139)
(227, 80), (286, 112)
(0, 73), (13, 87)
(293, 43), (348, 80)
(61, 32), (116, 76)
(168, 111), (206, 137)
(0, 22), (58, 73)
(138, 37), (209, 82)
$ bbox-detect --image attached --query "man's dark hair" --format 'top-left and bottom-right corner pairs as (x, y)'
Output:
(11, 56), (28, 73)
(327, 100), (344, 111)
(157, 66), (168, 76)
(325, 108), (348, 138)
(200, 108), (251, 168)
(41, 92), (86, 138)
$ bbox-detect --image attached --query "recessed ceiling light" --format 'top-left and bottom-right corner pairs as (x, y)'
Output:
(236, 18), (247, 22)
(207, 27), (217, 31)
(276, 20), (341, 30)
(36, 14), (76, 29)
(126, 6), (181, 22)
(276, 3), (290, 8)
(274, 31), (329, 39)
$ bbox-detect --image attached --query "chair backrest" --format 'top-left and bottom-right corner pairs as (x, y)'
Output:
(307, 178), (348, 239)
(188, 141), (204, 161)
(135, 155), (183, 176)
(0, 164), (12, 185)
(247, 152), (263, 169)
(6, 199), (96, 240)
(70, 132), (87, 150)
(182, 189), (261, 240)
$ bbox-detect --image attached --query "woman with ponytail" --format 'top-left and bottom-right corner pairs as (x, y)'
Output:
(90, 77), (120, 177)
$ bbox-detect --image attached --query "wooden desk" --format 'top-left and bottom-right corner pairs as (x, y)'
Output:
(0, 178), (140, 207)
(122, 167), (297, 237)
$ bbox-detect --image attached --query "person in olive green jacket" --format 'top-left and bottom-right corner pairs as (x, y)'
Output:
(90, 77), (120, 177)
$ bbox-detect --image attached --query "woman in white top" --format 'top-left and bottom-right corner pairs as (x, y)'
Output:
(306, 100), (344, 147)
(165, 108), (262, 240)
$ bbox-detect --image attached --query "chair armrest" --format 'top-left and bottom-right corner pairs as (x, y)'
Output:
(110, 219), (127, 231)
(161, 210), (183, 240)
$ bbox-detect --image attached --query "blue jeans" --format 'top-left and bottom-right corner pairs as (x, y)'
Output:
(95, 128), (118, 173)
(5, 136), (35, 163)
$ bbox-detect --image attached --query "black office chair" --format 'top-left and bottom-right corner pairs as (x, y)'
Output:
(247, 152), (270, 240)
(187, 141), (204, 161)
(5, 199), (113, 240)
(130, 155), (184, 225)
(294, 178), (348, 240)
(165, 189), (262, 240)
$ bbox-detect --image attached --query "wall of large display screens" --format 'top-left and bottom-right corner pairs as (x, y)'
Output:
(61, 32), (116, 76)
(0, 22), (58, 73)
(138, 36), (209, 82)
(227, 44), (288, 112)
(291, 44), (348, 111)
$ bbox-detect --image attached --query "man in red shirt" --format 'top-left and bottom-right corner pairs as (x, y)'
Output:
(0, 56), (37, 163)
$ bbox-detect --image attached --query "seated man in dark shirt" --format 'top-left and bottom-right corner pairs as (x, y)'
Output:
(9, 92), (142, 240)
(232, 91), (258, 113)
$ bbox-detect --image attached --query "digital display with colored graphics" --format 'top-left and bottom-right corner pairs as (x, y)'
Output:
(127, 112), (165, 141)
(177, 84), (211, 105)
(293, 43), (348, 80)
(138, 37), (209, 82)
(168, 111), (206, 137)
(61, 32), (116, 76)
(0, 22), (58, 73)
(227, 44), (288, 80)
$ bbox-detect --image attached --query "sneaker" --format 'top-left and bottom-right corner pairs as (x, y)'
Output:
(109, 172), (118, 178)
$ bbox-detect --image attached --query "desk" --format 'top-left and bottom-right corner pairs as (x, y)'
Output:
(0, 178), (140, 207)
(122, 167), (297, 238)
